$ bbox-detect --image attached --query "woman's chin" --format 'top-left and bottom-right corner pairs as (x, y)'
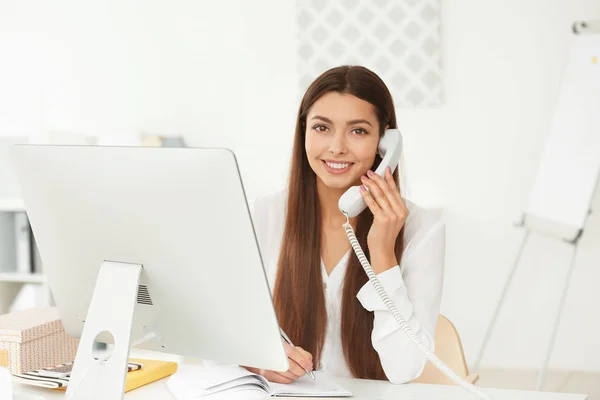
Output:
(319, 176), (359, 191)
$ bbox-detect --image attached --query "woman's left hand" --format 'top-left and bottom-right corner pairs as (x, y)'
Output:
(359, 166), (408, 273)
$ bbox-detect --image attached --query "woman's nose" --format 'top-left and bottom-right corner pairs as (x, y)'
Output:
(328, 133), (347, 154)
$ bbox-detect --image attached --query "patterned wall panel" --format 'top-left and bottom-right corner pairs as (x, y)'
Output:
(296, 0), (442, 107)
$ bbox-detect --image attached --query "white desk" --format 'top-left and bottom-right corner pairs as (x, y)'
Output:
(12, 367), (589, 400)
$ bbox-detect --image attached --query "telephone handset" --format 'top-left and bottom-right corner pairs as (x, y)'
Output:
(336, 129), (493, 399)
(338, 129), (403, 218)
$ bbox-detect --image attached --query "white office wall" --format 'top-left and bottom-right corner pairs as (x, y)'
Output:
(1, 0), (600, 370)
(420, 0), (600, 372)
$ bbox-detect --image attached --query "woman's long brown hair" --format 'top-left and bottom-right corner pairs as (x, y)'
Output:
(273, 66), (405, 380)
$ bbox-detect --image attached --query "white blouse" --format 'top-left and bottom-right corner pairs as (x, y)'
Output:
(250, 190), (446, 384)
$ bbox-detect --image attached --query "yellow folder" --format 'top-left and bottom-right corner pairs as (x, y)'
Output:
(0, 350), (7, 368)
(56, 358), (178, 393)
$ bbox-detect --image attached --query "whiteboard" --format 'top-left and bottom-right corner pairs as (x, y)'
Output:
(525, 34), (600, 241)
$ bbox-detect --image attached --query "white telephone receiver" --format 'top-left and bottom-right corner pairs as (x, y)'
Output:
(338, 129), (403, 218)
(336, 129), (493, 399)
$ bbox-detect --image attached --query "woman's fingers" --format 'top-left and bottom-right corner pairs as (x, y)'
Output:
(360, 184), (383, 217)
(251, 344), (316, 385)
(262, 370), (294, 384)
(361, 173), (393, 215)
(261, 343), (317, 384)
(383, 167), (408, 217)
(284, 343), (313, 372)
(295, 347), (313, 365)
(365, 168), (407, 221)
(285, 358), (306, 378)
(384, 166), (404, 204)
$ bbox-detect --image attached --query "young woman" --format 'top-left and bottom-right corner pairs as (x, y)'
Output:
(247, 65), (445, 385)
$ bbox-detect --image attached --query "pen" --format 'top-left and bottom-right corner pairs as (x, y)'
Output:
(280, 328), (316, 380)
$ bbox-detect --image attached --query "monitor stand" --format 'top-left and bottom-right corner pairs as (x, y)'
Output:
(66, 261), (142, 400)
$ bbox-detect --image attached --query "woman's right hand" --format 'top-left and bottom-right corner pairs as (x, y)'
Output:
(243, 342), (314, 384)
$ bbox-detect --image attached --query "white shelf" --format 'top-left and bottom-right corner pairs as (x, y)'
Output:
(0, 198), (25, 212)
(0, 272), (45, 284)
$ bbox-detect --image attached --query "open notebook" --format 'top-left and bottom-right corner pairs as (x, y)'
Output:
(166, 364), (352, 399)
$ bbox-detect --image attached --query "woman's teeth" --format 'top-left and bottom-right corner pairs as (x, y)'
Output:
(325, 162), (351, 169)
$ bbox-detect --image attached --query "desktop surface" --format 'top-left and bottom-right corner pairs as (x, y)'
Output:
(13, 378), (590, 400)
(13, 358), (589, 400)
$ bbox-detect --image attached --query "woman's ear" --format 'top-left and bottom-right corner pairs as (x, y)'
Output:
(380, 124), (390, 136)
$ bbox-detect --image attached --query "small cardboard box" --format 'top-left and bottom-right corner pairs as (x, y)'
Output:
(0, 307), (79, 374)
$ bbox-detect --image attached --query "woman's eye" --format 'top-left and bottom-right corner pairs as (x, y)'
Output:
(352, 128), (368, 135)
(312, 125), (328, 132)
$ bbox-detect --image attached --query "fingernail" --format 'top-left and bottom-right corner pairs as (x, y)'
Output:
(361, 185), (367, 191)
(386, 166), (391, 173)
(306, 364), (313, 371)
(367, 170), (374, 176)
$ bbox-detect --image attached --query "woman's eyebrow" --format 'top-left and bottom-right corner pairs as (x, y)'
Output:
(346, 119), (372, 127)
(311, 115), (333, 124)
(311, 115), (373, 127)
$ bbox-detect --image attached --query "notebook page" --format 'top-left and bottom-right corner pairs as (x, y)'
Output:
(205, 376), (270, 396)
(169, 364), (269, 397)
(168, 372), (268, 400)
(268, 372), (352, 397)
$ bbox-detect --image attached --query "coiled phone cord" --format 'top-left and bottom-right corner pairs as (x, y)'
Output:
(342, 214), (494, 400)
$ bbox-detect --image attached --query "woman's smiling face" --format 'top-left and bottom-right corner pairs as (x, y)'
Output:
(304, 91), (381, 190)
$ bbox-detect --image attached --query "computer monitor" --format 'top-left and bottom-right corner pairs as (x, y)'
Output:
(10, 145), (289, 398)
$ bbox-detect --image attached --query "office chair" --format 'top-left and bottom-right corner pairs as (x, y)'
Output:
(412, 315), (480, 385)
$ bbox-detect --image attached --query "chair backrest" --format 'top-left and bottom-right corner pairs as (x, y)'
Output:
(412, 315), (479, 385)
